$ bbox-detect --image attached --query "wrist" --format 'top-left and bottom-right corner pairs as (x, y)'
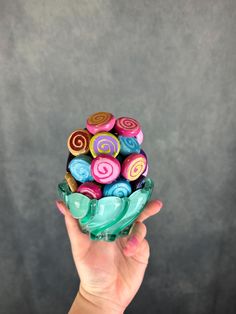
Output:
(69, 286), (125, 314)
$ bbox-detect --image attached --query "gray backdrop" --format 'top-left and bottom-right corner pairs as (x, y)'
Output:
(0, 0), (235, 313)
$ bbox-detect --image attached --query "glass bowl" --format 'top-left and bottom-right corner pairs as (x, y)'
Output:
(57, 177), (154, 242)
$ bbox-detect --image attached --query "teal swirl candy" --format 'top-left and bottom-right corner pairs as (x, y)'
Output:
(103, 178), (132, 197)
(68, 155), (94, 183)
(118, 136), (141, 156)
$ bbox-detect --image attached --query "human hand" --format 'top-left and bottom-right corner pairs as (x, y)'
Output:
(55, 198), (163, 313)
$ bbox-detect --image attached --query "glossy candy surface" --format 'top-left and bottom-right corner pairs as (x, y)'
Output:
(77, 182), (102, 199)
(89, 132), (120, 158)
(67, 129), (91, 156)
(68, 155), (94, 183)
(86, 112), (116, 134)
(114, 117), (141, 137)
(103, 178), (132, 197)
(91, 154), (121, 184)
(119, 135), (140, 156)
(121, 153), (147, 181)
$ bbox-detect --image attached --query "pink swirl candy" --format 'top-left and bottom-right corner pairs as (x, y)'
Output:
(77, 182), (102, 199)
(91, 154), (121, 184)
(114, 117), (141, 137)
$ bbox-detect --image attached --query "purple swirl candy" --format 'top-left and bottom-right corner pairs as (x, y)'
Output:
(89, 132), (120, 158)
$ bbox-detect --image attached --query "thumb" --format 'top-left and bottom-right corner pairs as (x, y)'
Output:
(55, 200), (91, 259)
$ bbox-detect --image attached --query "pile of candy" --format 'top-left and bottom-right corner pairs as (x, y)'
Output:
(64, 112), (149, 199)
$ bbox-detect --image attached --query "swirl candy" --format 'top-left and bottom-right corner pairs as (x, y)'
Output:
(86, 112), (116, 134)
(65, 172), (78, 192)
(118, 135), (140, 156)
(103, 178), (132, 197)
(68, 155), (94, 183)
(114, 117), (141, 137)
(135, 129), (144, 144)
(89, 132), (120, 158)
(67, 129), (91, 156)
(77, 182), (102, 199)
(91, 154), (121, 184)
(121, 153), (147, 181)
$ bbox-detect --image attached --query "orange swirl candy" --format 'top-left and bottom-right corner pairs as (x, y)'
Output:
(86, 112), (116, 134)
(67, 129), (91, 156)
(121, 153), (147, 181)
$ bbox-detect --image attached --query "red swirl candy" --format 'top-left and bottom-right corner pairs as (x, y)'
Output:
(114, 117), (141, 137)
(67, 129), (91, 156)
(77, 182), (102, 199)
(91, 154), (121, 184)
(121, 153), (147, 181)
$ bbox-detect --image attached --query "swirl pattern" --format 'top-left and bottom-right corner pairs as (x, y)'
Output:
(68, 155), (94, 183)
(114, 117), (141, 137)
(121, 153), (147, 181)
(77, 182), (102, 199)
(119, 136), (140, 156)
(91, 154), (121, 184)
(86, 112), (116, 134)
(90, 132), (120, 158)
(67, 129), (91, 156)
(103, 179), (132, 197)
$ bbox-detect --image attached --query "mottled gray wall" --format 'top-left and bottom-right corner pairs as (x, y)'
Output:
(0, 0), (236, 313)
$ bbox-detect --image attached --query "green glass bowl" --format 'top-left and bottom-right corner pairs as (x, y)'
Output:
(57, 177), (154, 242)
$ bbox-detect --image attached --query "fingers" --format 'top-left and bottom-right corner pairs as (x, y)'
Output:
(136, 199), (163, 223)
(123, 221), (147, 256)
(55, 200), (90, 259)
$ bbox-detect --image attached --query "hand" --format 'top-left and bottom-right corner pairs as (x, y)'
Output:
(55, 198), (163, 313)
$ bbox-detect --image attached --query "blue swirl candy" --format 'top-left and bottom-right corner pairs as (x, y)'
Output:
(103, 178), (132, 197)
(68, 155), (94, 183)
(118, 136), (141, 156)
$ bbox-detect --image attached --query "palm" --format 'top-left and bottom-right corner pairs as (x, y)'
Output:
(73, 236), (149, 308)
(62, 199), (162, 310)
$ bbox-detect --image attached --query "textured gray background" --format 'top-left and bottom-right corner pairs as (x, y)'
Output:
(0, 0), (236, 313)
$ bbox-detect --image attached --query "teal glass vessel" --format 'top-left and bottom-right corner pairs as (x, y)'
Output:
(57, 177), (154, 242)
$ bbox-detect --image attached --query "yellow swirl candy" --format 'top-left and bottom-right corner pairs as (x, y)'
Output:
(89, 132), (120, 158)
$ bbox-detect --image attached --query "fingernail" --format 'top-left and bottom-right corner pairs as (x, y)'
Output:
(127, 235), (139, 248)
(154, 200), (163, 209)
(55, 200), (66, 215)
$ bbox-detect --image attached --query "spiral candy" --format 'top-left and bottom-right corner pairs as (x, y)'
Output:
(89, 132), (120, 158)
(68, 155), (94, 183)
(77, 182), (102, 199)
(119, 135), (140, 156)
(103, 178), (132, 197)
(86, 112), (116, 134)
(91, 154), (121, 184)
(114, 117), (141, 137)
(121, 153), (147, 181)
(67, 129), (91, 156)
